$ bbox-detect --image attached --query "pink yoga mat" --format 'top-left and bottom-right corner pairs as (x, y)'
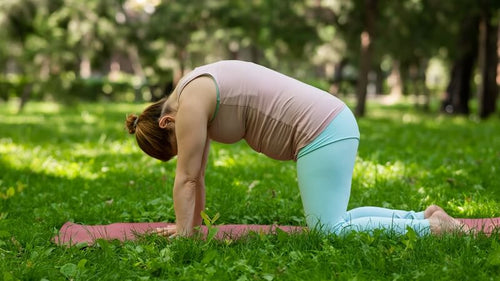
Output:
(53, 218), (500, 246)
(53, 222), (305, 246)
(457, 218), (500, 234)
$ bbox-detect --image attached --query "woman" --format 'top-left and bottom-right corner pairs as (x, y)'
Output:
(126, 60), (464, 237)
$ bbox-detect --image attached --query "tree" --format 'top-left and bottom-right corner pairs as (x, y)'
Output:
(213, 0), (319, 70)
(146, 0), (208, 77)
(355, 0), (378, 117)
(441, 16), (479, 115)
(477, 0), (499, 119)
(0, 0), (38, 110)
(374, 0), (450, 108)
(440, 1), (499, 117)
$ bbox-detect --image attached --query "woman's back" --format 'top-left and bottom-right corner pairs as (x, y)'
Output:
(177, 60), (345, 160)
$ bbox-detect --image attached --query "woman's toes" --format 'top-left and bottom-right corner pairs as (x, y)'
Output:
(424, 205), (444, 219)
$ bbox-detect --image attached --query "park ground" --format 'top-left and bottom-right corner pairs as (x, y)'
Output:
(1, 100), (500, 280)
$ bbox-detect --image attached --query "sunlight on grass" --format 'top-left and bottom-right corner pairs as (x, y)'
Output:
(0, 181), (27, 200)
(32, 102), (62, 113)
(401, 113), (419, 124)
(0, 137), (142, 180)
(213, 149), (238, 168)
(0, 141), (99, 180)
(447, 195), (500, 218)
(354, 157), (410, 188)
(72, 139), (139, 157)
(80, 110), (98, 124)
(1, 100), (62, 114)
(1, 115), (47, 125)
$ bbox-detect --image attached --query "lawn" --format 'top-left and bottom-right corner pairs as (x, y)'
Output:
(1, 100), (500, 280)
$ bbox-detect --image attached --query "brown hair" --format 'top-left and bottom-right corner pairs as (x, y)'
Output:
(126, 98), (175, 161)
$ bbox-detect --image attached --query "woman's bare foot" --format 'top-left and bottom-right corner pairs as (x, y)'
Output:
(428, 210), (467, 235)
(424, 205), (444, 218)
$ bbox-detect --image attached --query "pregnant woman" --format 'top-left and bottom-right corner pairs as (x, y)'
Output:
(126, 60), (464, 237)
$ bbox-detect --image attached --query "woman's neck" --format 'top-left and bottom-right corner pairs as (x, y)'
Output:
(162, 92), (179, 115)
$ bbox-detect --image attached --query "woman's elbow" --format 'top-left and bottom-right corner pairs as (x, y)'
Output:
(176, 175), (203, 187)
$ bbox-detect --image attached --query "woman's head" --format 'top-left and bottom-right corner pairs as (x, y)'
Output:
(126, 98), (176, 161)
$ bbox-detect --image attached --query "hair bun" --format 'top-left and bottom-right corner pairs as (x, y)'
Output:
(126, 114), (139, 134)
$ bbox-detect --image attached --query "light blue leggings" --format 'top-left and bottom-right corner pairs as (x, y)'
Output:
(297, 107), (430, 236)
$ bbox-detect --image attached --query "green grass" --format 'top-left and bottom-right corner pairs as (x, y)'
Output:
(1, 100), (500, 280)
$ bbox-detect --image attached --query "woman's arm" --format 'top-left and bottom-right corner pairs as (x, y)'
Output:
(156, 139), (209, 238)
(171, 77), (216, 236)
(193, 139), (210, 228)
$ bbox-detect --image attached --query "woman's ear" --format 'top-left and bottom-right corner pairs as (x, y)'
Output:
(159, 115), (175, 129)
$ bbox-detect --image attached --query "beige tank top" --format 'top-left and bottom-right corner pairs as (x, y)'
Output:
(177, 60), (345, 161)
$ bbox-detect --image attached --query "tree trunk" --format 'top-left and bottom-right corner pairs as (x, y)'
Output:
(419, 59), (431, 111)
(441, 16), (479, 115)
(477, 8), (499, 119)
(250, 45), (260, 64)
(228, 41), (240, 60)
(355, 0), (378, 117)
(80, 54), (91, 79)
(127, 45), (146, 102)
(329, 59), (347, 96)
(80, 33), (92, 79)
(375, 65), (384, 95)
(18, 82), (32, 113)
(387, 60), (403, 101)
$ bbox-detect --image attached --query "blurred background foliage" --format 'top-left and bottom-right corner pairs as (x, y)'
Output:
(0, 0), (498, 117)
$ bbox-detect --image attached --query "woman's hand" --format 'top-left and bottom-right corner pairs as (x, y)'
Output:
(153, 225), (177, 238)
